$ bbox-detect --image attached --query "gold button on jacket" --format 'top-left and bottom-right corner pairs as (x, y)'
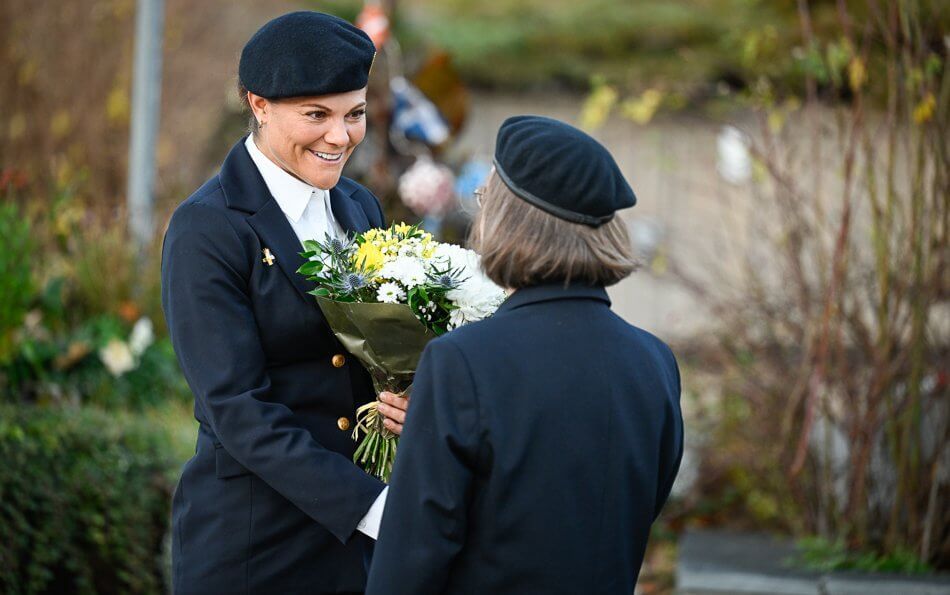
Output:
(337, 417), (351, 431)
(331, 354), (346, 368)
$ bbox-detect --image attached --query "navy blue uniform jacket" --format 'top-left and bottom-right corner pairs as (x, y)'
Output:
(366, 284), (683, 595)
(161, 138), (386, 594)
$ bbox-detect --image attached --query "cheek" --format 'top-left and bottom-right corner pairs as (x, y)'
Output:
(347, 121), (367, 148)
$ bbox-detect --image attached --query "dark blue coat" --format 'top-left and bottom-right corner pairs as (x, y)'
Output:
(366, 284), (683, 595)
(161, 138), (385, 594)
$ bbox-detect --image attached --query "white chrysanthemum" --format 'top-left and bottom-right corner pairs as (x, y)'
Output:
(380, 256), (428, 288)
(129, 317), (154, 357)
(431, 242), (476, 271)
(436, 246), (506, 329)
(377, 282), (406, 304)
(99, 339), (136, 377)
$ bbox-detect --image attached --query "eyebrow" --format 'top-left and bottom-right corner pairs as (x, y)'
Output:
(300, 102), (367, 111)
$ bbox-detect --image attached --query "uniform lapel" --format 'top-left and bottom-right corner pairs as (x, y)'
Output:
(218, 137), (375, 305)
(246, 201), (315, 304)
(219, 137), (318, 307)
(329, 185), (372, 237)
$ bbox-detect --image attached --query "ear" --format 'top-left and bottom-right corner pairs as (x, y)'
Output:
(247, 92), (270, 127)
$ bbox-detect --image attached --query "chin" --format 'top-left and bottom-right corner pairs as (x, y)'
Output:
(307, 170), (343, 190)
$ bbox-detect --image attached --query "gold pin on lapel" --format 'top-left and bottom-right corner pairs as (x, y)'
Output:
(262, 248), (276, 266)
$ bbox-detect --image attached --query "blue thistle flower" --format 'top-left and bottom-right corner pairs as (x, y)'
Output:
(340, 272), (367, 293)
(328, 237), (348, 253)
(433, 273), (459, 289)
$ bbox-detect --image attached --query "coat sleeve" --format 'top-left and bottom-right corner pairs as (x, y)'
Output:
(161, 201), (383, 543)
(653, 348), (684, 520)
(365, 338), (481, 595)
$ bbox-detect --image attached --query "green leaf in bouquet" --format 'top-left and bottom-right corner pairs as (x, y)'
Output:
(296, 261), (322, 276)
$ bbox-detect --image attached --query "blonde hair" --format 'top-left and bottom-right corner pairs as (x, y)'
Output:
(469, 173), (638, 289)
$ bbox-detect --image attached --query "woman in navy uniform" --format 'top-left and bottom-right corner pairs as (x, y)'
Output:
(161, 12), (406, 594)
(367, 115), (684, 595)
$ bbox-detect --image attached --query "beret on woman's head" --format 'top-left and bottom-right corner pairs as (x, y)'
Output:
(239, 11), (376, 99)
(493, 115), (636, 227)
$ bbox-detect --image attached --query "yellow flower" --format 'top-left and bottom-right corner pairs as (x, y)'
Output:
(394, 222), (413, 235)
(354, 242), (384, 272)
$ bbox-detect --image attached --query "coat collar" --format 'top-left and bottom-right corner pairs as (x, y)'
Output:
(218, 136), (373, 306)
(243, 135), (319, 223)
(496, 283), (611, 314)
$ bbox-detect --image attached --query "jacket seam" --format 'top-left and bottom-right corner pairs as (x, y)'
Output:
(442, 338), (482, 459)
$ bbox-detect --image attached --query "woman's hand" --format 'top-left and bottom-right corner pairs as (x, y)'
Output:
(377, 391), (410, 435)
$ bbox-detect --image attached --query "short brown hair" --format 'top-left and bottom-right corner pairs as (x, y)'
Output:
(469, 172), (638, 289)
(237, 80), (259, 137)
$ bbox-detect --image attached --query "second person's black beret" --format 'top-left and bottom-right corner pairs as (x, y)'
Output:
(493, 115), (637, 227)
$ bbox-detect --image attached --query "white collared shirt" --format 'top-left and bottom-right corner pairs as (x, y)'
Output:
(245, 135), (387, 539)
(244, 135), (343, 246)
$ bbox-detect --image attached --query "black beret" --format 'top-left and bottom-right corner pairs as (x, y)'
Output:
(493, 115), (636, 226)
(239, 11), (376, 99)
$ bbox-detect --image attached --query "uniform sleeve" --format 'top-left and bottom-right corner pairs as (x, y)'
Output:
(654, 348), (684, 520)
(161, 201), (383, 542)
(365, 338), (480, 595)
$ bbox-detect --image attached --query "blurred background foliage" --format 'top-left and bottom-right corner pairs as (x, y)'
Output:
(0, 0), (947, 592)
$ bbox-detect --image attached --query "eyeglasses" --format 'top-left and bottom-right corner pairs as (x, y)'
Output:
(473, 186), (485, 207)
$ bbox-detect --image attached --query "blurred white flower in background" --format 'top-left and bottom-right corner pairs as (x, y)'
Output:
(716, 125), (752, 184)
(99, 339), (135, 377)
(129, 317), (154, 357)
(397, 157), (456, 217)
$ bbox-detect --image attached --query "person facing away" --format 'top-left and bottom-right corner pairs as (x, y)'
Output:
(366, 115), (684, 595)
(161, 11), (408, 594)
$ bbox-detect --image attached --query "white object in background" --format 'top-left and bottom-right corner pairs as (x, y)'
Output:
(397, 156), (456, 217)
(100, 339), (136, 377)
(628, 217), (666, 263)
(716, 125), (752, 184)
(129, 317), (154, 357)
(390, 77), (450, 147)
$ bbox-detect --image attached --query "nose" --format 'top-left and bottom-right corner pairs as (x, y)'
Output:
(324, 116), (350, 148)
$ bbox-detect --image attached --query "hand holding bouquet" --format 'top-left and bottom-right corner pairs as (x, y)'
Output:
(297, 223), (505, 481)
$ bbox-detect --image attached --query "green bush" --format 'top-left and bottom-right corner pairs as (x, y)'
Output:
(0, 203), (33, 364)
(0, 405), (178, 594)
(1, 311), (191, 410)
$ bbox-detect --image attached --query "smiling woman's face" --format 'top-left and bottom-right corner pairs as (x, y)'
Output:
(248, 88), (368, 190)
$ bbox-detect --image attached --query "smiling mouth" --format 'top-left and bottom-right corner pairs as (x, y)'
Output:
(310, 149), (344, 164)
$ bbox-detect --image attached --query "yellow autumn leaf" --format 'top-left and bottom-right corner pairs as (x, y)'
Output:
(621, 89), (665, 125)
(579, 83), (618, 130)
(106, 85), (130, 124)
(913, 93), (936, 124)
(767, 110), (785, 133)
(50, 111), (72, 139)
(848, 57), (866, 92)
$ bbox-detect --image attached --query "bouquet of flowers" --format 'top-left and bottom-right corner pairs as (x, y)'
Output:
(297, 223), (505, 481)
